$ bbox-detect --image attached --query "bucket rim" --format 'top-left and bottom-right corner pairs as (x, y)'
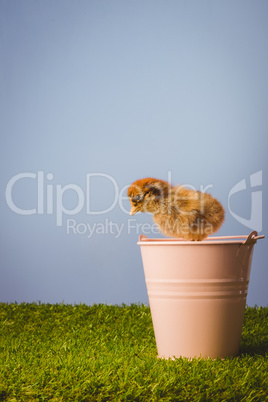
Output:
(137, 232), (264, 246)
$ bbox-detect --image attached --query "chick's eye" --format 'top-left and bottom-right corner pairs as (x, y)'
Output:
(132, 194), (142, 203)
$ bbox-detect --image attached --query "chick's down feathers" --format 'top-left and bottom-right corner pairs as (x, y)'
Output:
(128, 177), (225, 241)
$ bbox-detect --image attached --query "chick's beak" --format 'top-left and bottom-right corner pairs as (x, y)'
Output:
(129, 205), (140, 215)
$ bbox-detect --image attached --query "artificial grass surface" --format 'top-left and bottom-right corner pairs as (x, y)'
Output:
(0, 303), (267, 401)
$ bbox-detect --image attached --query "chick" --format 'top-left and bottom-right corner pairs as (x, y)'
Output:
(127, 177), (225, 241)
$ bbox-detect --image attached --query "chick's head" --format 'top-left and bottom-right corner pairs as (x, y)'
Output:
(127, 178), (171, 215)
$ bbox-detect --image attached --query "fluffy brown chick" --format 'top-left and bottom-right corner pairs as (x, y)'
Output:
(127, 177), (225, 241)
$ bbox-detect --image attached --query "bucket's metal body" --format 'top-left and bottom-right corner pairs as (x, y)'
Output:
(138, 231), (263, 359)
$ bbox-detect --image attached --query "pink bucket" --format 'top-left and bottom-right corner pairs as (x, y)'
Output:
(138, 231), (264, 359)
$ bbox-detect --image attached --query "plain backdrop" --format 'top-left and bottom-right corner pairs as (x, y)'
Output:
(1, 0), (267, 307)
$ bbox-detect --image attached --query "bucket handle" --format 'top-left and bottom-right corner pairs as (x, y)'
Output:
(242, 231), (265, 245)
(139, 235), (149, 242)
(139, 232), (265, 243)
(236, 231), (264, 274)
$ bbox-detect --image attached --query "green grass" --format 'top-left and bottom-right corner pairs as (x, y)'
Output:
(0, 303), (267, 401)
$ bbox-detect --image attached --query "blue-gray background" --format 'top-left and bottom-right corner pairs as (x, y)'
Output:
(1, 0), (267, 307)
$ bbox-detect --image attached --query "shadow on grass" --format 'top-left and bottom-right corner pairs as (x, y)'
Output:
(239, 340), (268, 357)
(238, 306), (268, 357)
(239, 334), (268, 356)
